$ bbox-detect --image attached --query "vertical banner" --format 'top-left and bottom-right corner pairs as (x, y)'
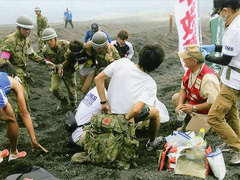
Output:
(174, 0), (201, 70)
(206, 14), (223, 74)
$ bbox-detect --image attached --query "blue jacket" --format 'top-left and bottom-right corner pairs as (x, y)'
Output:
(84, 30), (112, 43)
(0, 72), (11, 95)
(64, 11), (72, 20)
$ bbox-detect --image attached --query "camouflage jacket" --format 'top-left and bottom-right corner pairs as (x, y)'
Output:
(36, 14), (48, 36)
(0, 30), (44, 68)
(86, 44), (120, 68)
(43, 40), (75, 72)
(71, 113), (139, 169)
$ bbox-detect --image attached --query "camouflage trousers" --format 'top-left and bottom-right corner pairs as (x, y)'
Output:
(50, 72), (77, 107)
(38, 37), (44, 52)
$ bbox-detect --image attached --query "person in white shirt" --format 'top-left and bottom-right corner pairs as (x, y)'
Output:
(111, 30), (134, 60)
(71, 87), (106, 144)
(95, 43), (165, 151)
(200, 0), (240, 164)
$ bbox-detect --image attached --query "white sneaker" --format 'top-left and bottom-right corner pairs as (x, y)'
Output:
(146, 136), (163, 151)
(229, 151), (240, 164)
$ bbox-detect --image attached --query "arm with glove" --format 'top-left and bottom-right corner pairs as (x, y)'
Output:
(199, 45), (232, 66)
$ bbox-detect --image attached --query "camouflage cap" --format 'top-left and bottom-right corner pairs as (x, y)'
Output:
(16, 14), (34, 29)
(178, 44), (204, 60)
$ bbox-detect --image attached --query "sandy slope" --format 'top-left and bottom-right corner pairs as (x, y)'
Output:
(0, 18), (240, 180)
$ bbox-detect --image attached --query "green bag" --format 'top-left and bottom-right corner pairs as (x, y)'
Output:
(71, 113), (139, 169)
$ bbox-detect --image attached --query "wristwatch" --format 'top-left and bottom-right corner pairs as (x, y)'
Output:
(192, 105), (197, 112)
(100, 100), (107, 104)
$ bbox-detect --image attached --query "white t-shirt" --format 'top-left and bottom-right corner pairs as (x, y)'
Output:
(221, 15), (240, 90)
(104, 58), (157, 114)
(72, 87), (106, 142)
(155, 98), (169, 123)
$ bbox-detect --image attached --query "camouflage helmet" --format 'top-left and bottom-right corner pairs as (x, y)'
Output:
(35, 7), (41, 11)
(91, 32), (108, 48)
(16, 14), (34, 29)
(42, 28), (57, 41)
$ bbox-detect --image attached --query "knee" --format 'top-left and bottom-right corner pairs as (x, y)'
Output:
(172, 93), (179, 107)
(150, 107), (160, 120)
(207, 114), (215, 126)
(81, 87), (89, 94)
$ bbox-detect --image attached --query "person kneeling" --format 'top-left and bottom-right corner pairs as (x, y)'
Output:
(172, 44), (220, 134)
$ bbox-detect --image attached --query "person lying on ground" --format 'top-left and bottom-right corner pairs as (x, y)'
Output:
(94, 43), (165, 151)
(172, 44), (220, 134)
(67, 87), (169, 150)
(0, 63), (48, 162)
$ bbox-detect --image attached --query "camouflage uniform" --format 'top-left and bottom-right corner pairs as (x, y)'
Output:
(85, 44), (120, 72)
(36, 14), (48, 52)
(42, 40), (78, 108)
(96, 44), (120, 69)
(0, 29), (45, 113)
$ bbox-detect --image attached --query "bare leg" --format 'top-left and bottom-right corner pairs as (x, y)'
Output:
(81, 71), (95, 94)
(0, 103), (19, 154)
(148, 107), (160, 142)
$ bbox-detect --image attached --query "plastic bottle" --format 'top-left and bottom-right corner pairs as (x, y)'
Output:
(177, 110), (187, 121)
(198, 128), (206, 139)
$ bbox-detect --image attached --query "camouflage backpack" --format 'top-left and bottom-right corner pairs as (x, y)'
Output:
(71, 113), (139, 169)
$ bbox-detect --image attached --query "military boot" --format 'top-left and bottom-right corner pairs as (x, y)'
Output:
(56, 98), (69, 112)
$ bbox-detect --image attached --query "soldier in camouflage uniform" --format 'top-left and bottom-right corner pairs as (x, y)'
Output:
(0, 14), (45, 127)
(84, 31), (120, 71)
(34, 7), (48, 53)
(0, 14), (45, 95)
(42, 28), (77, 111)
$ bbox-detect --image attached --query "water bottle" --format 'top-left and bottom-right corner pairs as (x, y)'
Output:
(198, 128), (206, 139)
(177, 110), (187, 121)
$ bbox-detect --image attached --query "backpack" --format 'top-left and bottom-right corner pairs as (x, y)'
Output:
(5, 166), (60, 180)
(71, 113), (139, 169)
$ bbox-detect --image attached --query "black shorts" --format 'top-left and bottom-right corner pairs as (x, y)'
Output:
(134, 105), (150, 123)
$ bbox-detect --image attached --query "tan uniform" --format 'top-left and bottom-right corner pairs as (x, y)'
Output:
(172, 71), (220, 133)
(36, 14), (48, 52)
(42, 40), (77, 108)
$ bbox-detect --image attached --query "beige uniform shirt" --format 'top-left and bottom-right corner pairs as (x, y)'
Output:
(181, 64), (220, 104)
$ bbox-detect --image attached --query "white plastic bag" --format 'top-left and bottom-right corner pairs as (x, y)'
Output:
(165, 131), (191, 147)
(155, 98), (170, 123)
(207, 147), (226, 180)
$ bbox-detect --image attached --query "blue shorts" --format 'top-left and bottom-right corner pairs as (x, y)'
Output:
(0, 89), (8, 110)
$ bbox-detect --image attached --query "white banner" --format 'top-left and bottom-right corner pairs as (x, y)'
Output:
(174, 0), (201, 69)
